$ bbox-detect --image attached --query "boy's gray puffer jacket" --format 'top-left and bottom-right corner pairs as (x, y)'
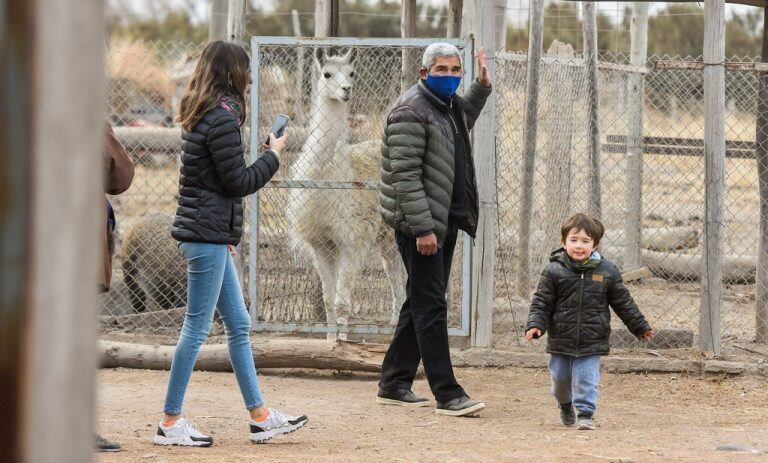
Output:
(379, 79), (491, 244)
(526, 249), (652, 358)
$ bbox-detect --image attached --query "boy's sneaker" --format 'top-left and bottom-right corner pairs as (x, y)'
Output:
(376, 388), (430, 407)
(435, 395), (486, 417)
(577, 414), (596, 430)
(153, 417), (213, 447)
(558, 402), (576, 427)
(249, 409), (308, 443)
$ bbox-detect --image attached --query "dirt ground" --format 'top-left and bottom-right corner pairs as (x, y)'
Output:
(96, 366), (767, 463)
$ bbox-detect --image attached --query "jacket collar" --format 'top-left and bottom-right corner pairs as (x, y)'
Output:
(417, 79), (452, 114)
(549, 248), (603, 272)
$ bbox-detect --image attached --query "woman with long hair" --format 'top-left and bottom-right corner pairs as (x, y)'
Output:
(153, 41), (307, 447)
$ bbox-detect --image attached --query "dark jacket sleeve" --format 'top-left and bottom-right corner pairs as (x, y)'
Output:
(386, 105), (434, 237)
(608, 267), (652, 336)
(207, 113), (279, 198)
(103, 124), (134, 195)
(459, 80), (492, 131)
(526, 266), (557, 334)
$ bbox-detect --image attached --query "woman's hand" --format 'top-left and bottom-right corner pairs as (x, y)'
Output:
(228, 244), (237, 258)
(525, 327), (542, 341)
(263, 132), (288, 153)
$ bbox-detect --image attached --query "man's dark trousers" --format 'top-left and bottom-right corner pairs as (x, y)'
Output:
(379, 221), (466, 403)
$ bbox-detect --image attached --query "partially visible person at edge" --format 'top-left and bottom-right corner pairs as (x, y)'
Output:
(97, 123), (134, 452)
(152, 40), (307, 448)
(377, 43), (492, 416)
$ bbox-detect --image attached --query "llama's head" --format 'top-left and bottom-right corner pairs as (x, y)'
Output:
(313, 48), (355, 103)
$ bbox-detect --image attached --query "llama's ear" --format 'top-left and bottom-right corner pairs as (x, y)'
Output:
(341, 48), (355, 64)
(314, 48), (325, 68)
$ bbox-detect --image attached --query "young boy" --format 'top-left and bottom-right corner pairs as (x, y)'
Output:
(525, 213), (654, 430)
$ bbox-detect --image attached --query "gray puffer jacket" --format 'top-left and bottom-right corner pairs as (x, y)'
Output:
(379, 79), (491, 244)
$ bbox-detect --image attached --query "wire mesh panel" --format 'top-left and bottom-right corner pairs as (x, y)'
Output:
(249, 37), (472, 336)
(493, 52), (767, 351)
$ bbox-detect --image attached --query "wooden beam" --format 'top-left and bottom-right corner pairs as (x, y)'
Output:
(653, 59), (768, 72)
(562, 0), (767, 8)
(23, 0), (105, 461)
(700, 0), (726, 354)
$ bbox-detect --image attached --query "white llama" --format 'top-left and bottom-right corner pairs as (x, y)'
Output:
(286, 48), (406, 339)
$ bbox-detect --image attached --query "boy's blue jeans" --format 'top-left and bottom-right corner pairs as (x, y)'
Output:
(549, 354), (601, 416)
(163, 242), (264, 415)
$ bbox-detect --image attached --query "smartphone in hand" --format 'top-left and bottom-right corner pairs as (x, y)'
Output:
(265, 114), (290, 146)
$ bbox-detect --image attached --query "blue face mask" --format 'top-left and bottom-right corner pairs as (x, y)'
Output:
(425, 74), (462, 100)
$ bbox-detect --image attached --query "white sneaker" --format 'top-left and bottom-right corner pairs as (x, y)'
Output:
(249, 409), (308, 443)
(153, 417), (213, 447)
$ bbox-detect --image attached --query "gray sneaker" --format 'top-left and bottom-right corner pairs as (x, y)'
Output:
(577, 414), (595, 430)
(376, 388), (431, 407)
(96, 434), (121, 452)
(435, 395), (486, 417)
(558, 402), (576, 427)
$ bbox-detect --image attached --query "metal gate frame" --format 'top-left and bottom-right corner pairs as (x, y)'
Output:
(248, 36), (473, 337)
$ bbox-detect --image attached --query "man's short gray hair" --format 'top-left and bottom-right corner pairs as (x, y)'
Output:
(421, 43), (462, 70)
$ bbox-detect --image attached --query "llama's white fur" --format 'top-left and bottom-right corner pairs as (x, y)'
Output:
(286, 49), (406, 339)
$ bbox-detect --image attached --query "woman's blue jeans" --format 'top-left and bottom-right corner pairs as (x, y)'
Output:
(163, 242), (264, 414)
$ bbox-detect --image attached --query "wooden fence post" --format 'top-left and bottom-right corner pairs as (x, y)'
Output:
(17, 0), (104, 461)
(700, 0), (726, 354)
(756, 6), (768, 344)
(516, 0), (544, 298)
(465, 0), (498, 347)
(583, 1), (602, 219)
(624, 2), (649, 271)
(227, 0), (246, 44)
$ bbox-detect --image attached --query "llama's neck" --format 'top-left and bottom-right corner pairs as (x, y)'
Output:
(296, 96), (350, 176)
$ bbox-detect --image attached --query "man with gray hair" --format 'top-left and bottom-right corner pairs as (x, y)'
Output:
(377, 43), (492, 416)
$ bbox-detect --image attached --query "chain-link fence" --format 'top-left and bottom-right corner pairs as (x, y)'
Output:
(493, 49), (768, 353)
(100, 38), (768, 354)
(250, 38), (471, 337)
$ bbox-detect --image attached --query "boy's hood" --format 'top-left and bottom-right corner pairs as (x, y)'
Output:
(549, 247), (603, 272)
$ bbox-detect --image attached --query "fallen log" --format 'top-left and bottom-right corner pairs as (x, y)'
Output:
(641, 250), (755, 284)
(602, 226), (699, 251)
(112, 126), (373, 155)
(610, 328), (693, 349)
(99, 339), (386, 372)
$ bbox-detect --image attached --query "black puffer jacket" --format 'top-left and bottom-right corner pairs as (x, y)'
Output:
(526, 249), (652, 357)
(171, 106), (279, 245)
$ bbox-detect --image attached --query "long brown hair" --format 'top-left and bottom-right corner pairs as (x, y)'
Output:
(178, 41), (250, 131)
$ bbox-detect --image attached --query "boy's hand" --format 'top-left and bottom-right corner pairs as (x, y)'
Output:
(525, 327), (542, 341)
(640, 329), (655, 342)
